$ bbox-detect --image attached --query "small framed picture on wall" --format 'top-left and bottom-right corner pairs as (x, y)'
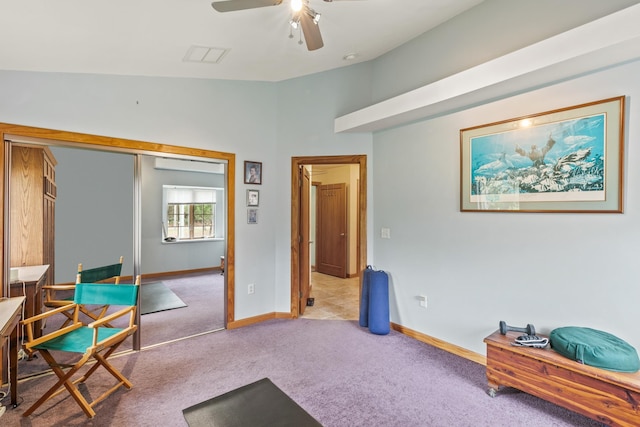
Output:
(244, 161), (262, 184)
(247, 208), (258, 224)
(247, 189), (259, 207)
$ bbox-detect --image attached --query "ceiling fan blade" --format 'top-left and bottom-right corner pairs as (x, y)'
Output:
(211, 0), (283, 13)
(299, 10), (324, 51)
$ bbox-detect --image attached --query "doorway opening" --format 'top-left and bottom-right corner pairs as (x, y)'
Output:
(0, 124), (236, 361)
(290, 155), (367, 318)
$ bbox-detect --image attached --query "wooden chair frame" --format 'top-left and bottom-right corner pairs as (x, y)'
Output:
(21, 276), (139, 418)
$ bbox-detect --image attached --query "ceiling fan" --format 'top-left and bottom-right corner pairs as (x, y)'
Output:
(211, 0), (362, 51)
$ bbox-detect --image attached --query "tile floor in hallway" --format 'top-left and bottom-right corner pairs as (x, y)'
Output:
(302, 271), (360, 320)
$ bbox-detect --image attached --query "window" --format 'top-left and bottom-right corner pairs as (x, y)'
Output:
(167, 203), (213, 239)
(163, 186), (223, 241)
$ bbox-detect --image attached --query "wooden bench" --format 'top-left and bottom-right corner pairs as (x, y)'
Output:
(484, 330), (640, 426)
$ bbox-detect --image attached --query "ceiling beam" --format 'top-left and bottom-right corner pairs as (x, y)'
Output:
(334, 3), (640, 133)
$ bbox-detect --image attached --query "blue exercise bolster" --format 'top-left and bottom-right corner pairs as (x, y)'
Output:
(359, 267), (371, 327)
(365, 267), (390, 335)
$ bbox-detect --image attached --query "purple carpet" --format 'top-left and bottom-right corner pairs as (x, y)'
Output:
(16, 271), (225, 378)
(1, 318), (602, 426)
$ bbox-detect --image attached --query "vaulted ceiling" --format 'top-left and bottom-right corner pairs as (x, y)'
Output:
(0, 0), (484, 82)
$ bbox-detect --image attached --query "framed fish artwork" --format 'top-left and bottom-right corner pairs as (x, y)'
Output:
(460, 96), (624, 213)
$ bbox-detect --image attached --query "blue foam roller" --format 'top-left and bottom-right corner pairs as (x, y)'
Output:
(368, 268), (390, 335)
(359, 266), (372, 327)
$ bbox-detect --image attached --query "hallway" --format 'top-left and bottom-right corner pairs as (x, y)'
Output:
(302, 272), (359, 320)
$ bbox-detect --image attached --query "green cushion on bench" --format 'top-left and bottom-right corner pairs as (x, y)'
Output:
(550, 326), (640, 373)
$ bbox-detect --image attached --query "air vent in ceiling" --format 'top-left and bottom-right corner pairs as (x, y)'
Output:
(183, 45), (229, 64)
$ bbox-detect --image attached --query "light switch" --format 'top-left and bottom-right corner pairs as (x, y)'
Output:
(381, 227), (391, 239)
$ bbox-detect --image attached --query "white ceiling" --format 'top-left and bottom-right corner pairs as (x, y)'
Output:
(0, 0), (484, 82)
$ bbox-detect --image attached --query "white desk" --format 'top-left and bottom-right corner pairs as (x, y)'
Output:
(11, 264), (50, 284)
(9, 264), (49, 339)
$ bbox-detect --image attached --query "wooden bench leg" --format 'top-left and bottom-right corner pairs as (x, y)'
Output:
(487, 380), (500, 397)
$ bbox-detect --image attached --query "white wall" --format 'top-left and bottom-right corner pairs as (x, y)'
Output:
(373, 59), (640, 355)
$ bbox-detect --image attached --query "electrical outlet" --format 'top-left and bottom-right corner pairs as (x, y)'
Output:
(248, 283), (255, 295)
(418, 295), (427, 308)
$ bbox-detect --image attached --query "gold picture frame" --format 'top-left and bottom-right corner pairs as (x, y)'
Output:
(460, 96), (624, 213)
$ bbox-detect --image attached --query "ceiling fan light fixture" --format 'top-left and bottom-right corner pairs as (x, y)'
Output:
(291, 0), (303, 12)
(289, 19), (299, 29)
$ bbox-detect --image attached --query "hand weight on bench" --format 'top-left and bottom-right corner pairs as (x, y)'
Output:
(499, 320), (536, 336)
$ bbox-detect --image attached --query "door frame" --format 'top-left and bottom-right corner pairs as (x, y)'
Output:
(298, 166), (311, 315)
(0, 122), (236, 349)
(290, 155), (367, 317)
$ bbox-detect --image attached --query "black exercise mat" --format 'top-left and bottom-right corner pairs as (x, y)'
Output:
(140, 282), (187, 315)
(182, 378), (322, 427)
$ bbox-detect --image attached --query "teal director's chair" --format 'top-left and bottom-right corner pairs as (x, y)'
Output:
(43, 256), (124, 327)
(21, 276), (140, 418)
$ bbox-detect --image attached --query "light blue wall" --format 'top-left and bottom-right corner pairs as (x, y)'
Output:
(0, 71), (280, 321)
(2, 0), (639, 355)
(373, 59), (640, 355)
(368, 0), (640, 355)
(48, 148), (225, 282)
(51, 146), (134, 282)
(274, 64), (374, 312)
(140, 155), (225, 275)
(0, 66), (374, 320)
(370, 0), (640, 103)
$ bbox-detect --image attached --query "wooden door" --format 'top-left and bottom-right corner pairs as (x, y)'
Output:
(316, 183), (347, 278)
(298, 167), (311, 315)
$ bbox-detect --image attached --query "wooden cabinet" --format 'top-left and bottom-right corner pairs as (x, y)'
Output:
(10, 145), (56, 285)
(2, 146), (56, 384)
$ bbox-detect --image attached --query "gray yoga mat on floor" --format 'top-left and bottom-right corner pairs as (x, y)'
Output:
(140, 282), (187, 315)
(182, 378), (322, 427)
